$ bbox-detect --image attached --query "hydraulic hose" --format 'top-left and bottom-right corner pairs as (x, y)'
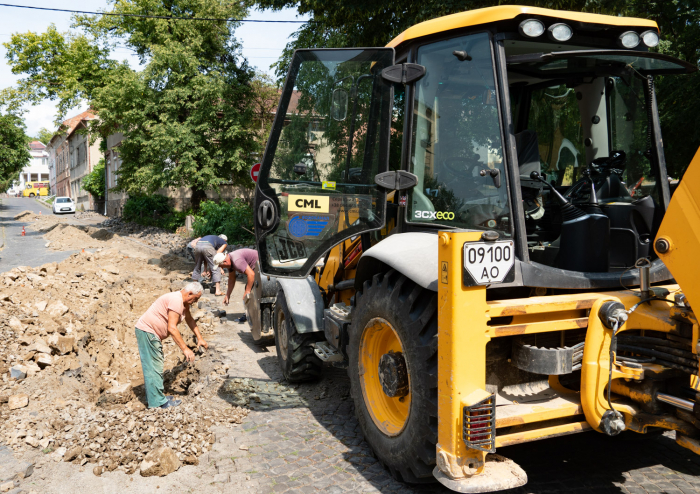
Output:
(616, 344), (698, 369)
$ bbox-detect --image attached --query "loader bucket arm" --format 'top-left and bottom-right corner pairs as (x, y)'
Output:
(654, 147), (700, 308)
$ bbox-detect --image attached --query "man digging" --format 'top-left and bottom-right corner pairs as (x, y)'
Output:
(135, 282), (208, 409)
(215, 248), (258, 322)
(192, 234), (228, 296)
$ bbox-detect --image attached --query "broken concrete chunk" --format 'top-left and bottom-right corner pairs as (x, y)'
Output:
(35, 300), (47, 312)
(0, 481), (14, 493)
(26, 273), (41, 283)
(28, 339), (52, 355)
(8, 317), (23, 331)
(35, 354), (52, 369)
(13, 462), (34, 479)
(97, 383), (135, 407)
(8, 394), (29, 410)
(25, 436), (39, 448)
(139, 447), (181, 477)
(46, 301), (69, 317)
(147, 258), (162, 266)
(48, 335), (75, 355)
(64, 445), (82, 462)
(9, 366), (27, 380)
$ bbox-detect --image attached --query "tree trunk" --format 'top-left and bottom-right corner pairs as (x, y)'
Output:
(191, 186), (208, 212)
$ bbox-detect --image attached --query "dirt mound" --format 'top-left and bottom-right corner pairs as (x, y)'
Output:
(42, 224), (105, 250)
(0, 249), (246, 473)
(13, 210), (36, 221)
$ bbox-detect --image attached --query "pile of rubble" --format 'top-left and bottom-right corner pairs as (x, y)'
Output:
(74, 211), (104, 220)
(0, 225), (248, 477)
(98, 217), (191, 255)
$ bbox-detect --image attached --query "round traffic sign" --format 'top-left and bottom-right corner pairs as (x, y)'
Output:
(250, 163), (261, 183)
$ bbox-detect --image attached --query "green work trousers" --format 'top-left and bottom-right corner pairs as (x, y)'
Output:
(135, 328), (168, 408)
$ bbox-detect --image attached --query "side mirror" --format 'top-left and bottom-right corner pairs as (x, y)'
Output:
(331, 88), (348, 121)
(293, 162), (307, 175)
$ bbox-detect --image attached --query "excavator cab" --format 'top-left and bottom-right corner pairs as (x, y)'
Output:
(253, 7), (700, 493)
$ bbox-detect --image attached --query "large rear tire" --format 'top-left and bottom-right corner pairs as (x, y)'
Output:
(274, 289), (323, 382)
(348, 270), (438, 483)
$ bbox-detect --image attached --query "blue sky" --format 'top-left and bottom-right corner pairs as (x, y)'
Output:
(0, 1), (307, 136)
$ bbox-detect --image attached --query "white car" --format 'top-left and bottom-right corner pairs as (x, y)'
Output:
(52, 196), (76, 214)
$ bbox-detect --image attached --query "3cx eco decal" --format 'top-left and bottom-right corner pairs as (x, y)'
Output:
(287, 215), (334, 239)
(414, 210), (455, 220)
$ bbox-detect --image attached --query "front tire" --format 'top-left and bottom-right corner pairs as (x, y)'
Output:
(274, 289), (323, 382)
(348, 270), (438, 483)
(29, 193), (35, 197)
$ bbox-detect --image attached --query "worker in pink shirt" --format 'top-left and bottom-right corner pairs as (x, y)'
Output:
(134, 282), (208, 408)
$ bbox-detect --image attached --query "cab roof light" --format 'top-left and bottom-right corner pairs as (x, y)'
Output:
(519, 19), (545, 38)
(548, 23), (573, 42)
(641, 30), (660, 48)
(619, 31), (640, 49)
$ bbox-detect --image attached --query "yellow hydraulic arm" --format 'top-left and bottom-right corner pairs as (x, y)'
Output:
(655, 147), (700, 308)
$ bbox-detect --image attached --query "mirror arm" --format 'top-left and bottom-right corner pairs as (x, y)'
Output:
(480, 168), (502, 188)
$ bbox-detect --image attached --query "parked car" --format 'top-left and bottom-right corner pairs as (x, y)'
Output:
(52, 197), (75, 214)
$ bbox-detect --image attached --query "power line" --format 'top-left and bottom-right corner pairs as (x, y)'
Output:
(0, 3), (308, 23)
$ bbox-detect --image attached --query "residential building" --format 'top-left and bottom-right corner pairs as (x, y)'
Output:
(67, 113), (101, 210)
(47, 111), (96, 200)
(8, 141), (50, 195)
(105, 132), (127, 216)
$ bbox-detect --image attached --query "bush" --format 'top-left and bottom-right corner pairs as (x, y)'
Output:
(122, 194), (187, 231)
(192, 199), (254, 245)
(83, 159), (105, 199)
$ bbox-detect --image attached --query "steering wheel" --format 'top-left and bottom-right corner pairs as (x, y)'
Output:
(438, 156), (485, 192)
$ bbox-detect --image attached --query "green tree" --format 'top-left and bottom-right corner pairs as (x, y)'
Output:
(31, 127), (54, 145)
(82, 158), (105, 199)
(0, 113), (30, 192)
(1, 25), (116, 123)
(3, 0), (258, 210)
(258, 0), (700, 176)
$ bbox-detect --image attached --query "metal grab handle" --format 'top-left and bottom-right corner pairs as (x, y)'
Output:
(257, 200), (275, 229)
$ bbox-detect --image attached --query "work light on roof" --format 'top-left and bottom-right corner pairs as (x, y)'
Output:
(548, 23), (573, 42)
(519, 19), (545, 38)
(641, 30), (660, 47)
(619, 31), (640, 48)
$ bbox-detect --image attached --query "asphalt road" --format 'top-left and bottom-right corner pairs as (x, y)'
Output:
(0, 197), (77, 273)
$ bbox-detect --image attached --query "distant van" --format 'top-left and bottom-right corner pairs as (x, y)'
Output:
(23, 182), (49, 197)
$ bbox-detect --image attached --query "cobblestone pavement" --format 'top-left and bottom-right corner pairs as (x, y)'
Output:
(197, 290), (700, 494)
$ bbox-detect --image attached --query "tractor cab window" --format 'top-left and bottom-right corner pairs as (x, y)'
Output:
(507, 50), (691, 271)
(408, 32), (511, 237)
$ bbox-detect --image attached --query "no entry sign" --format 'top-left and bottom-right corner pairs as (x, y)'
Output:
(250, 163), (261, 183)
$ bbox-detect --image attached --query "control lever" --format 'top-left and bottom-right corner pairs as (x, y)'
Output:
(480, 168), (501, 188)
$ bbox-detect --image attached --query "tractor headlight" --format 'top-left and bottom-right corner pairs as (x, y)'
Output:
(619, 31), (640, 49)
(548, 23), (573, 42)
(519, 19), (545, 38)
(641, 30), (660, 48)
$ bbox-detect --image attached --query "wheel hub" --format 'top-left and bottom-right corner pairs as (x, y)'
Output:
(378, 351), (409, 398)
(278, 317), (289, 360)
(359, 317), (411, 436)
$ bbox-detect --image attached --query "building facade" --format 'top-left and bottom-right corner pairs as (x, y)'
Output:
(68, 117), (101, 211)
(46, 110), (99, 203)
(105, 132), (127, 216)
(9, 141), (50, 195)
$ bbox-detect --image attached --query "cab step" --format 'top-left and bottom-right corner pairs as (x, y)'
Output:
(312, 341), (343, 362)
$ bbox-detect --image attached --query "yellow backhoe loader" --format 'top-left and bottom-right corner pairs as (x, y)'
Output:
(247, 6), (700, 491)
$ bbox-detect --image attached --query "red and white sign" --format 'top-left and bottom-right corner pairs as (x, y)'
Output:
(250, 163), (261, 183)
